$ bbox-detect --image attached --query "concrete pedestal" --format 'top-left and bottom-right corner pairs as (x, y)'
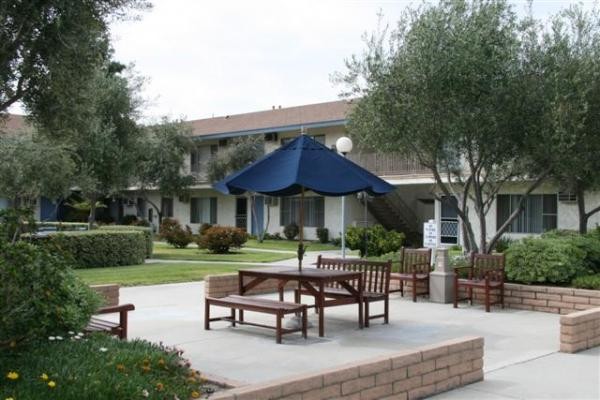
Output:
(429, 248), (454, 304)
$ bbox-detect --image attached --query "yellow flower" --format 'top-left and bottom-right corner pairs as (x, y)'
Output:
(157, 358), (165, 366)
(6, 371), (18, 380)
(48, 380), (56, 388)
(116, 364), (126, 372)
(186, 376), (196, 384)
(191, 391), (200, 399)
(141, 365), (151, 373)
(6, 397), (15, 400)
(40, 373), (49, 381)
(9, 341), (16, 348)
(155, 382), (164, 391)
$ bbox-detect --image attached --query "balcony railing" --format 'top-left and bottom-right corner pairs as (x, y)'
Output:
(347, 152), (430, 176)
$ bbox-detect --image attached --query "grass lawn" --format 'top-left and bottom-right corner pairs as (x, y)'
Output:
(75, 262), (253, 286)
(152, 242), (293, 262)
(244, 239), (340, 252)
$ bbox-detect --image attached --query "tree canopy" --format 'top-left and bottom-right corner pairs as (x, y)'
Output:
(0, 0), (149, 117)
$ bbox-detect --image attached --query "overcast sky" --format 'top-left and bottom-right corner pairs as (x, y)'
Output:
(11, 1), (594, 121)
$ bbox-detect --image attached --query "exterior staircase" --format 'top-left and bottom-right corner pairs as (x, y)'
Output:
(362, 190), (422, 244)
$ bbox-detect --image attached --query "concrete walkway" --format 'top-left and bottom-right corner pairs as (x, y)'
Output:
(119, 280), (599, 399)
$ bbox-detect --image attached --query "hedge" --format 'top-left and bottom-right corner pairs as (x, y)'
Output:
(22, 221), (90, 233)
(505, 237), (591, 284)
(32, 231), (146, 268)
(97, 225), (153, 257)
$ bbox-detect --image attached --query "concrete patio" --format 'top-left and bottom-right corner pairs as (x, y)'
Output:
(119, 277), (599, 399)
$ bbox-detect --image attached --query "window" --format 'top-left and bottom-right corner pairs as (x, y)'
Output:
(496, 194), (557, 234)
(161, 197), (173, 218)
(281, 135), (326, 146)
(190, 197), (217, 224)
(190, 145), (218, 173)
(280, 197), (324, 227)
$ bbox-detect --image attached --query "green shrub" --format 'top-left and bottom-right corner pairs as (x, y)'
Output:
(505, 237), (591, 284)
(196, 226), (248, 253)
(283, 223), (299, 240)
(542, 230), (600, 273)
(0, 241), (101, 347)
(97, 225), (153, 258)
(32, 231), (146, 268)
(159, 218), (194, 248)
(492, 236), (514, 253)
(120, 214), (139, 225)
(330, 237), (342, 247)
(571, 274), (600, 290)
(346, 225), (405, 257)
(0, 333), (210, 399)
(263, 232), (283, 240)
(316, 227), (329, 244)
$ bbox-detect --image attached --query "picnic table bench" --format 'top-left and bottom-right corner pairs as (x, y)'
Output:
(296, 256), (392, 327)
(204, 295), (307, 344)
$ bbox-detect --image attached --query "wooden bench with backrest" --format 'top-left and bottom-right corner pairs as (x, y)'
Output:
(296, 256), (391, 327)
(86, 285), (135, 339)
(86, 304), (136, 339)
(204, 295), (307, 344)
(390, 247), (433, 302)
(453, 253), (505, 312)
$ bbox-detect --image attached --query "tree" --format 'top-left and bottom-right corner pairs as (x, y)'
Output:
(0, 134), (75, 209)
(206, 135), (265, 182)
(36, 63), (144, 226)
(534, 6), (600, 233)
(206, 135), (267, 239)
(0, 0), (149, 117)
(135, 118), (196, 225)
(336, 0), (549, 253)
(0, 133), (75, 241)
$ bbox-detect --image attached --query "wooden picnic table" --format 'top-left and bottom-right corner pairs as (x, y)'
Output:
(238, 267), (363, 337)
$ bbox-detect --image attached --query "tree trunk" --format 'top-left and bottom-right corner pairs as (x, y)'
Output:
(88, 195), (97, 229)
(576, 182), (588, 234)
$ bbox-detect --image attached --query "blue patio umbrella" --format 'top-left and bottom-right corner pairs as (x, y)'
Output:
(214, 134), (395, 269)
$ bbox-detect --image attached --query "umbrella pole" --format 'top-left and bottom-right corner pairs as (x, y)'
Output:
(298, 187), (305, 271)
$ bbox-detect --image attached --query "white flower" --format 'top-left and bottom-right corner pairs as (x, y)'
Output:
(77, 332), (83, 336)
(141, 389), (149, 398)
(56, 336), (63, 340)
(48, 336), (56, 341)
(68, 331), (75, 335)
(74, 335), (82, 340)
(99, 347), (108, 352)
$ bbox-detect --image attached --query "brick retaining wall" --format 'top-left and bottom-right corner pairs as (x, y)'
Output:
(457, 283), (600, 314)
(90, 284), (119, 307)
(560, 307), (600, 353)
(211, 336), (484, 400)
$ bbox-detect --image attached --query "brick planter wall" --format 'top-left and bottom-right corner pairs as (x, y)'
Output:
(560, 307), (600, 353)
(90, 284), (119, 307)
(210, 336), (484, 400)
(456, 283), (600, 314)
(205, 273), (296, 298)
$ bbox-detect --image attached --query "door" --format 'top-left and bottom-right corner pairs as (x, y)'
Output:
(440, 196), (459, 244)
(251, 196), (264, 236)
(40, 197), (57, 221)
(235, 197), (248, 230)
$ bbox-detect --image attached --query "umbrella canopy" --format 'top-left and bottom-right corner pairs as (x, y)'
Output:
(213, 134), (395, 197)
(213, 134), (395, 270)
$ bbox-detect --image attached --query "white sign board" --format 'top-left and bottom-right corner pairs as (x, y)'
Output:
(423, 219), (437, 249)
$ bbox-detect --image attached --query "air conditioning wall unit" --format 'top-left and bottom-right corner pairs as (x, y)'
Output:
(264, 132), (278, 141)
(558, 191), (577, 203)
(265, 196), (279, 207)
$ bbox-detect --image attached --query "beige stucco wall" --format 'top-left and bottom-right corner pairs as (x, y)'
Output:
(434, 181), (600, 248)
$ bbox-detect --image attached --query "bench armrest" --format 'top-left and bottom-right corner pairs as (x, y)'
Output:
(97, 303), (135, 314)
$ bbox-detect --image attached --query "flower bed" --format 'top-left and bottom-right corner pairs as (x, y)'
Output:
(1, 333), (212, 400)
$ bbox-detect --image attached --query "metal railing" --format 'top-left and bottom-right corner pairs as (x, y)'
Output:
(347, 152), (430, 176)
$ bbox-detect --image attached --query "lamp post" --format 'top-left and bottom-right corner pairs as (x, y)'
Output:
(336, 136), (353, 258)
